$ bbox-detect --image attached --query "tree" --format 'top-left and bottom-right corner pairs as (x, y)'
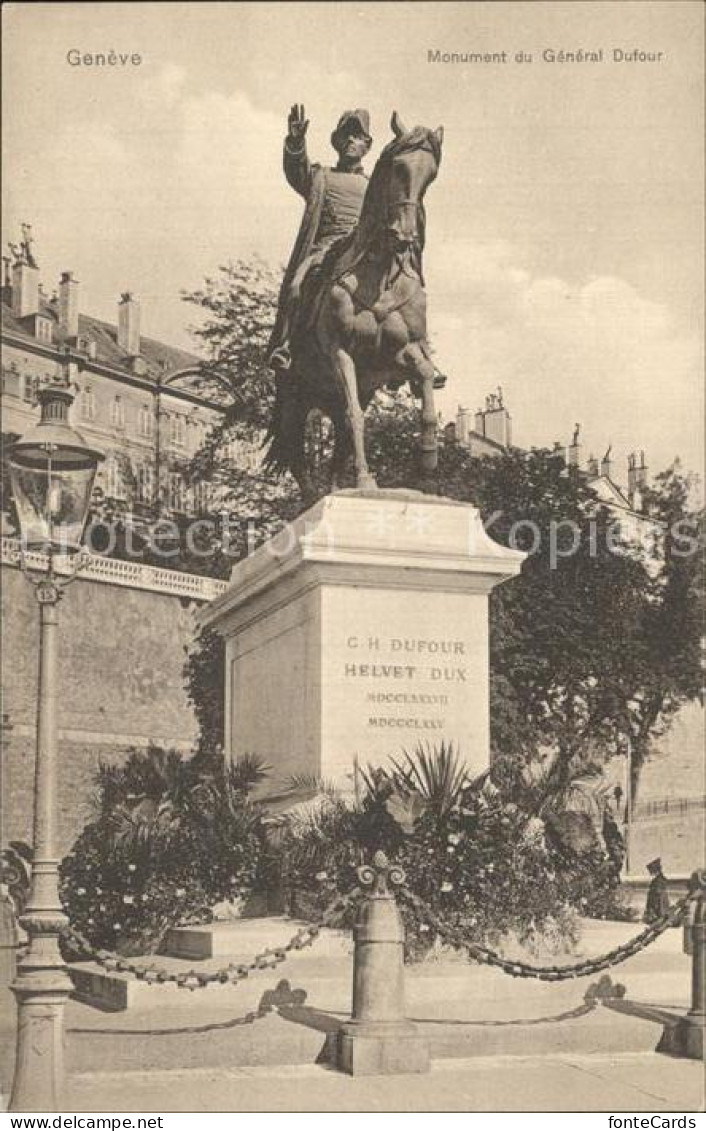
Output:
(182, 259), (704, 803)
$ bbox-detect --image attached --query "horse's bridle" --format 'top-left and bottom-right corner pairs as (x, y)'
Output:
(386, 198), (422, 236)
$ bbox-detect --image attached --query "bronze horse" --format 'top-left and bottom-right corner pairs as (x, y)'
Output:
(265, 112), (444, 502)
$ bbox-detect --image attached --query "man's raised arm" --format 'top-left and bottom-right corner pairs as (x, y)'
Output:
(283, 103), (313, 198)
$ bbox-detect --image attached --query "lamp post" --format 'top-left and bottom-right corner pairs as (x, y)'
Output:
(624, 734), (633, 877)
(7, 362), (102, 1113)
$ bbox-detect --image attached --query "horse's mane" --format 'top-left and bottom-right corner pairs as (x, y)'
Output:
(323, 126), (442, 284)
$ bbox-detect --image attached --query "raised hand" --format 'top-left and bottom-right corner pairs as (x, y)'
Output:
(287, 103), (309, 144)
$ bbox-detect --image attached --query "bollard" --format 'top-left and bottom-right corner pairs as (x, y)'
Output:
(336, 850), (429, 1076)
(659, 869), (705, 1060)
(0, 888), (19, 992)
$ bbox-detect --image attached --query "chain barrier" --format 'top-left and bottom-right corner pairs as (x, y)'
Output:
(399, 886), (695, 982)
(62, 887), (361, 991)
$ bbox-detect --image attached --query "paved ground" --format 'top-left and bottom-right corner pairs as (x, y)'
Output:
(65, 1053), (704, 1113)
(1, 918), (703, 1113)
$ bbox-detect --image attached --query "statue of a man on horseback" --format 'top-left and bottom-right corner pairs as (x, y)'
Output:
(266, 110), (445, 502)
(267, 104), (373, 375)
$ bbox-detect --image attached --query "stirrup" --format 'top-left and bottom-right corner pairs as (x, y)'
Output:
(269, 345), (292, 373)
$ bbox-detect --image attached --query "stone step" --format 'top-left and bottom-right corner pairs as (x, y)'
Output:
(69, 953), (352, 1013)
(163, 917), (352, 961)
(69, 939), (689, 1017)
(63, 994), (680, 1078)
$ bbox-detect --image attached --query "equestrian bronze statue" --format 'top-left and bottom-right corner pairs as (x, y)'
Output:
(266, 110), (444, 502)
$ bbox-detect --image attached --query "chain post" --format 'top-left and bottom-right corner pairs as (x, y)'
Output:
(336, 851), (429, 1076)
(658, 869), (705, 1061)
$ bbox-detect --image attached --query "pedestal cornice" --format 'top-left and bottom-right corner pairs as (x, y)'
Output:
(201, 490), (525, 632)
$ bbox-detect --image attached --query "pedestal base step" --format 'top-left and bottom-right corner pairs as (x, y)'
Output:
(163, 917), (352, 961)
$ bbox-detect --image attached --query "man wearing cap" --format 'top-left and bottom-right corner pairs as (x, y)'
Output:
(267, 104), (372, 373)
(643, 857), (671, 923)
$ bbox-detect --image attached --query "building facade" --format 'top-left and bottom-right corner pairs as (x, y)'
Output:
(1, 234), (263, 529)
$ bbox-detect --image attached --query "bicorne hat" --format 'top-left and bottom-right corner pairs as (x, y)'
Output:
(331, 109), (372, 152)
(646, 857), (662, 875)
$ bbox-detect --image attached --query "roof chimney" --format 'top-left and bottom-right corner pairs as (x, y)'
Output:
(58, 271), (79, 341)
(636, 451), (648, 491)
(600, 445), (612, 479)
(587, 454), (599, 478)
(483, 387), (512, 448)
(12, 261), (39, 318)
(568, 423), (581, 469)
(456, 405), (470, 444)
(117, 292), (140, 357)
(627, 452), (637, 505)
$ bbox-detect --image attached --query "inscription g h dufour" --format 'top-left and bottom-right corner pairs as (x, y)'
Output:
(343, 635), (469, 733)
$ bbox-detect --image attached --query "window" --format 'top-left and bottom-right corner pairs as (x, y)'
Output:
(138, 404), (153, 438)
(22, 373), (36, 404)
(79, 385), (96, 421)
(136, 464), (154, 504)
(192, 479), (212, 514)
(104, 458), (127, 501)
(35, 317), (52, 343)
(186, 417), (201, 454)
(110, 396), (125, 428)
(1, 365), (21, 398)
(170, 414), (186, 447)
(168, 472), (186, 512)
(223, 435), (238, 462)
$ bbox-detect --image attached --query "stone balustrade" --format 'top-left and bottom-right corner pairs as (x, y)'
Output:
(634, 795), (706, 821)
(1, 536), (228, 603)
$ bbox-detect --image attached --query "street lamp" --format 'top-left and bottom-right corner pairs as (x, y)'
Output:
(7, 365), (103, 1113)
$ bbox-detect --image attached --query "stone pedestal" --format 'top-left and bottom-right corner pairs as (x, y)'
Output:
(202, 490), (525, 790)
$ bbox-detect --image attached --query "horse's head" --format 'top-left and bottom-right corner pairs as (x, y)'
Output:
(382, 111), (443, 250)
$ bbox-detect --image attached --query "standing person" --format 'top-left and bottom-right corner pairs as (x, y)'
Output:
(643, 857), (671, 923)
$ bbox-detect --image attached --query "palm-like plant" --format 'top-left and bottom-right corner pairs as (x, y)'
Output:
(190, 754), (270, 817)
(108, 797), (181, 853)
(96, 745), (198, 816)
(267, 774), (358, 877)
(369, 741), (472, 828)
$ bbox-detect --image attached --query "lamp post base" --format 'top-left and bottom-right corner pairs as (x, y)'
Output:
(9, 873), (73, 1112)
(10, 978), (73, 1112)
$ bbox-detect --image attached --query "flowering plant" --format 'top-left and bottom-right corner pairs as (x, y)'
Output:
(269, 744), (627, 959)
(60, 745), (266, 955)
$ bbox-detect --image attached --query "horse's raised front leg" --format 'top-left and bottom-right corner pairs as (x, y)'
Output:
(397, 343), (438, 472)
(330, 347), (376, 491)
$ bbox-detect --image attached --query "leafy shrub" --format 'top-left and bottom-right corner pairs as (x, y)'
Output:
(60, 745), (266, 955)
(271, 744), (628, 958)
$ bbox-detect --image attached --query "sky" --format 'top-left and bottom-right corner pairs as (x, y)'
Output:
(3, 1), (704, 480)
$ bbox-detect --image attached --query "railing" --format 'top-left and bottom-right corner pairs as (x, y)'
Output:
(61, 854), (706, 1073)
(633, 795), (706, 821)
(1, 536), (228, 603)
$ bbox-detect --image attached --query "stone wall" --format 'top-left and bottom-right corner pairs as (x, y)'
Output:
(1, 561), (212, 853)
(628, 701), (705, 875)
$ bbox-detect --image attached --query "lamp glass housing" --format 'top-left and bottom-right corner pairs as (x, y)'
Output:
(8, 382), (103, 553)
(9, 457), (99, 552)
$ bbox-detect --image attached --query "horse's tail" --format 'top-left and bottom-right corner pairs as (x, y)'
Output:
(263, 372), (307, 477)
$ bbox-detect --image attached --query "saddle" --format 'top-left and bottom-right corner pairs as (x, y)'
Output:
(291, 241), (447, 391)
